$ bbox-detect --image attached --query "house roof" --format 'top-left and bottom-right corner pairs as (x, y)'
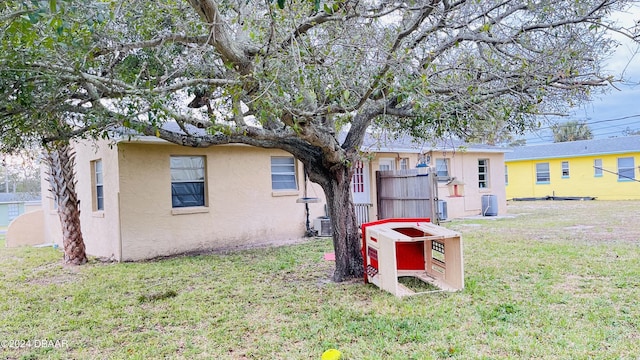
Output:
(505, 136), (640, 161)
(118, 122), (507, 154)
(0, 192), (41, 202)
(350, 132), (507, 154)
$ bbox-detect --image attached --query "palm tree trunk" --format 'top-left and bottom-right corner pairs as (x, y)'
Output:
(45, 144), (87, 265)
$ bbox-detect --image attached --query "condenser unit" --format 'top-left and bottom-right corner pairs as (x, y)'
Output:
(313, 217), (332, 237)
(437, 200), (448, 221)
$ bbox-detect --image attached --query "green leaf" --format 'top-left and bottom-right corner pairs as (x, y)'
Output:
(49, 0), (57, 12)
(27, 12), (41, 24)
(277, 0), (285, 9)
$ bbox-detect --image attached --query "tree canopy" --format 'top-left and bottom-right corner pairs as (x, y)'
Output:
(2, 0), (638, 280)
(552, 120), (595, 142)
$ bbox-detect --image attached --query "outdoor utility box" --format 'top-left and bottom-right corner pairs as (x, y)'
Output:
(362, 218), (463, 297)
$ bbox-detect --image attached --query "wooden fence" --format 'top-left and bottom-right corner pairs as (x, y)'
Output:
(375, 169), (438, 222)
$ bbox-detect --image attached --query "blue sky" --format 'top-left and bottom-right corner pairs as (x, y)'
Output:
(522, 5), (640, 145)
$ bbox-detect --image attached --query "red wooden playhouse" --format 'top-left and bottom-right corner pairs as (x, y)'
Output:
(362, 218), (464, 297)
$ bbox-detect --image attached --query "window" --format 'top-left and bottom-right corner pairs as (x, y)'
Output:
(399, 158), (409, 170)
(432, 241), (445, 263)
(594, 159), (603, 177)
(379, 159), (395, 171)
(93, 159), (104, 211)
(352, 161), (364, 194)
(435, 158), (449, 181)
(561, 161), (570, 178)
(505, 165), (509, 185)
(536, 162), (550, 183)
(478, 159), (489, 188)
(7, 203), (19, 221)
(617, 157), (635, 181)
(271, 156), (298, 190)
(171, 156), (206, 208)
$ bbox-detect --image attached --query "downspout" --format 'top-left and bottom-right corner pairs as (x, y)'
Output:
(117, 191), (123, 262)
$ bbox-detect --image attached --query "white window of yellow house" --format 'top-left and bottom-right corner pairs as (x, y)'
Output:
(536, 162), (550, 183)
(271, 156), (298, 190)
(435, 158), (449, 181)
(478, 159), (489, 188)
(399, 158), (409, 170)
(561, 161), (570, 178)
(594, 159), (603, 177)
(92, 159), (104, 211)
(171, 156), (206, 208)
(617, 157), (635, 181)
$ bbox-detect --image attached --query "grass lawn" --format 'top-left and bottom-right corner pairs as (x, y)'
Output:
(1, 200), (639, 359)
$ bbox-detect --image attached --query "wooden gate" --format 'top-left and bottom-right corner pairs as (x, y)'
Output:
(376, 168), (438, 222)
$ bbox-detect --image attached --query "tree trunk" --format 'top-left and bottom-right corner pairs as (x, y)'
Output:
(45, 144), (87, 265)
(314, 163), (364, 282)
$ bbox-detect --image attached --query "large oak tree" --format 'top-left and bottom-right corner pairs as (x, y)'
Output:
(1, 0), (637, 280)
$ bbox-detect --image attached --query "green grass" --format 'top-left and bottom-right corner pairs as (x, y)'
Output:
(1, 201), (639, 359)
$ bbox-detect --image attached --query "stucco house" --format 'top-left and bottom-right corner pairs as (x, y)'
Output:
(354, 134), (508, 223)
(34, 129), (507, 261)
(41, 136), (328, 261)
(505, 135), (640, 200)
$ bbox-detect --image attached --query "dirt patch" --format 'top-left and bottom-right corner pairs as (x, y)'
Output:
(504, 200), (640, 245)
(553, 274), (601, 294)
(27, 261), (84, 285)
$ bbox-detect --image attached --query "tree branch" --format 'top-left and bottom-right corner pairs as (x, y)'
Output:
(186, 0), (257, 74)
(351, 1), (439, 112)
(91, 35), (211, 57)
(0, 9), (31, 23)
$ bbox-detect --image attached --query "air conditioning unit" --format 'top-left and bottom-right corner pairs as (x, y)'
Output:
(437, 199), (448, 221)
(313, 217), (333, 237)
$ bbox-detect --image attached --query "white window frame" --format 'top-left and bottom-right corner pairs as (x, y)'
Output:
(536, 162), (550, 183)
(271, 156), (298, 191)
(170, 156), (206, 208)
(594, 159), (603, 177)
(561, 161), (570, 178)
(378, 158), (396, 171)
(7, 203), (19, 221)
(93, 159), (104, 211)
(505, 165), (509, 185)
(478, 159), (489, 188)
(617, 157), (635, 181)
(399, 158), (410, 170)
(352, 161), (365, 194)
(435, 158), (450, 181)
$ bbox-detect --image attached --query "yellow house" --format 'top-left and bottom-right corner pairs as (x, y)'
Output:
(505, 136), (640, 200)
(26, 130), (507, 260)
